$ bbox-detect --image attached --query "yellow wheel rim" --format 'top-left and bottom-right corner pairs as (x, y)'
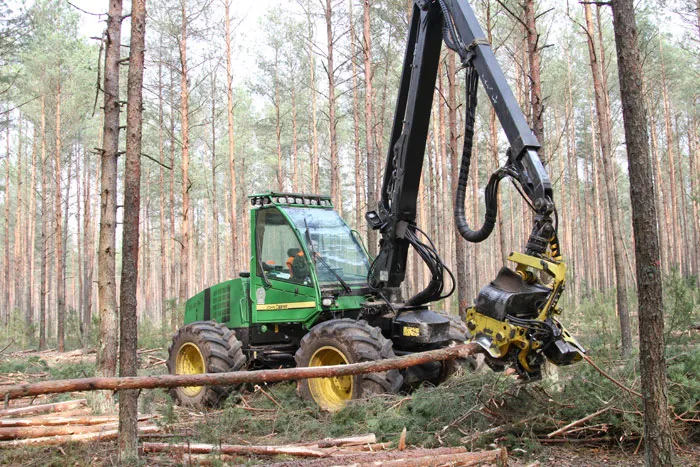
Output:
(175, 342), (205, 397)
(308, 346), (353, 411)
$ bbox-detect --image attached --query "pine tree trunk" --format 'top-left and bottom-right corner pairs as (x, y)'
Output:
(157, 41), (168, 333)
(169, 69), (177, 330)
(523, 0), (545, 161)
(659, 40), (681, 271)
(583, 3), (631, 355)
(291, 74), (299, 192)
(610, 1), (675, 464)
(55, 82), (65, 352)
(39, 97), (48, 351)
(350, 0), (363, 229)
(306, 9), (319, 194)
(118, 0), (145, 458)
(364, 0), (377, 256)
(3, 116), (10, 326)
(26, 129), (37, 341)
(97, 0), (122, 377)
(324, 0), (340, 211)
(178, 0), (190, 307)
(14, 118), (23, 327)
(448, 51), (468, 320)
(210, 70), (220, 285)
(82, 153), (93, 345)
(689, 117), (700, 281)
(224, 0), (239, 277)
(274, 48), (283, 191)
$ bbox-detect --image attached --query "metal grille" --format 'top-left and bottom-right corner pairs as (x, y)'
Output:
(212, 286), (231, 324)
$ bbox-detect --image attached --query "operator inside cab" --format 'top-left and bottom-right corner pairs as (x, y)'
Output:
(286, 248), (310, 282)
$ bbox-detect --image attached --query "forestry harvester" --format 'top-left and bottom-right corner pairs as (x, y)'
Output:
(167, 0), (584, 411)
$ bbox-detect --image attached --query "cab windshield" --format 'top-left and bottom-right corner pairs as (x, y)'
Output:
(283, 207), (370, 288)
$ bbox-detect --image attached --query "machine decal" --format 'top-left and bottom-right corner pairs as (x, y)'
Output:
(257, 301), (316, 311)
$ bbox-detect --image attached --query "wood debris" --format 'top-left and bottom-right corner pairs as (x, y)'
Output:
(0, 397), (160, 447)
(143, 434), (508, 466)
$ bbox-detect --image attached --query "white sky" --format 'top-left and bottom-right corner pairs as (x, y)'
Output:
(69, 0), (277, 80)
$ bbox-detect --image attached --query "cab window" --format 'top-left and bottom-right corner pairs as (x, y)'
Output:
(256, 208), (311, 284)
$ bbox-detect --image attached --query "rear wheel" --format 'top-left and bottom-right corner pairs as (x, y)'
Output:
(167, 321), (245, 409)
(295, 319), (403, 411)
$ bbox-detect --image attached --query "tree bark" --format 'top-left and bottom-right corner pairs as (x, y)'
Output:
(523, 0), (545, 161)
(583, 3), (631, 355)
(447, 51), (468, 320)
(3, 114), (10, 326)
(0, 399), (86, 418)
(658, 39), (681, 271)
(157, 40), (168, 333)
(306, 9), (320, 194)
(26, 127), (37, 342)
(210, 67), (220, 284)
(224, 0), (239, 277)
(350, 0), (363, 228)
(610, 1), (675, 464)
(364, 0), (377, 256)
(39, 97), (48, 350)
(118, 0), (145, 459)
(324, 0), (341, 211)
(274, 47), (283, 191)
(54, 79), (65, 352)
(178, 0), (190, 307)
(97, 0), (122, 377)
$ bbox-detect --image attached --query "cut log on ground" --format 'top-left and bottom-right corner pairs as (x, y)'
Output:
(355, 448), (507, 467)
(0, 422), (119, 440)
(142, 441), (329, 458)
(0, 414), (152, 428)
(0, 424), (159, 446)
(316, 434), (376, 448)
(263, 446), (499, 467)
(0, 344), (479, 400)
(0, 399), (86, 417)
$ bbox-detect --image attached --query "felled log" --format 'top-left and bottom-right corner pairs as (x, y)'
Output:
(0, 424), (159, 447)
(316, 434), (376, 448)
(355, 448), (507, 467)
(0, 414), (152, 428)
(0, 399), (86, 418)
(265, 447), (473, 466)
(0, 422), (119, 440)
(142, 441), (328, 458)
(0, 344), (479, 400)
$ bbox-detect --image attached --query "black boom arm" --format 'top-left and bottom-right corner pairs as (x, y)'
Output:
(366, 0), (556, 306)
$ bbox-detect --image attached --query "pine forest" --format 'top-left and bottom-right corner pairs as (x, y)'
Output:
(0, 0), (697, 465)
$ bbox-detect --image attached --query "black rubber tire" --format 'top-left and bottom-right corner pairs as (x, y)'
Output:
(436, 315), (482, 383)
(166, 321), (245, 409)
(295, 319), (403, 410)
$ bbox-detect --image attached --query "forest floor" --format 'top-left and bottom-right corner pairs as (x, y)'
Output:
(0, 334), (698, 467)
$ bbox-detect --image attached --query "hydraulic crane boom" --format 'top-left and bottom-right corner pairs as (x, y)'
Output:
(366, 0), (583, 378)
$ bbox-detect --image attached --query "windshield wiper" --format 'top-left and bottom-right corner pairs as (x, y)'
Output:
(303, 218), (351, 293)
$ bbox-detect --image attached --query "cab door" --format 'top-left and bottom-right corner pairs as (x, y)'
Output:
(250, 207), (319, 327)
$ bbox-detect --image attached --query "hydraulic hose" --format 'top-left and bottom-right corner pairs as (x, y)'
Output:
(454, 64), (505, 243)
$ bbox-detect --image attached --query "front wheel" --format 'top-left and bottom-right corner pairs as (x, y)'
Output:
(166, 321), (246, 409)
(294, 319), (403, 411)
